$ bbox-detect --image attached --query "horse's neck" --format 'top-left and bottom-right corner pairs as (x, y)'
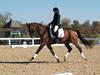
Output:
(37, 25), (47, 36)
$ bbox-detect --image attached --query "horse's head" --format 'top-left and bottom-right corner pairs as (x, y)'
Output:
(26, 23), (37, 31)
(26, 23), (36, 38)
(26, 22), (47, 38)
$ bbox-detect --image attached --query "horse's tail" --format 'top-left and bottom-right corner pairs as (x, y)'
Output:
(76, 30), (93, 48)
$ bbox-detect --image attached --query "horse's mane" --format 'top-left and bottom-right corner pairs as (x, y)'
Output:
(31, 22), (48, 28)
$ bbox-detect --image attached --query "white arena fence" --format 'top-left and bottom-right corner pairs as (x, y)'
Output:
(0, 38), (40, 48)
(0, 38), (100, 48)
(0, 38), (64, 48)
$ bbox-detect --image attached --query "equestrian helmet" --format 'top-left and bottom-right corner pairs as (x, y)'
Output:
(53, 7), (59, 12)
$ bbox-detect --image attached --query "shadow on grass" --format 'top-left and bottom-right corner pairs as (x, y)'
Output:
(0, 60), (64, 64)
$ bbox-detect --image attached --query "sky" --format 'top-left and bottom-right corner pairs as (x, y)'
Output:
(0, 0), (100, 24)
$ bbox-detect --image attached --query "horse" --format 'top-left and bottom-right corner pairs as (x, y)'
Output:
(26, 22), (93, 63)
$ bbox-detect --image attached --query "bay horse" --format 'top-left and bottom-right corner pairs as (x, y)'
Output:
(26, 22), (92, 63)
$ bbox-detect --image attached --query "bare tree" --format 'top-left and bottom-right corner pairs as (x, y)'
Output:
(71, 20), (80, 30)
(92, 21), (100, 33)
(4, 12), (12, 23)
(0, 12), (12, 27)
(61, 18), (71, 28)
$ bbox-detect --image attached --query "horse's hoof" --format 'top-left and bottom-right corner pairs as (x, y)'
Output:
(57, 59), (60, 63)
(85, 58), (88, 61)
(29, 57), (34, 61)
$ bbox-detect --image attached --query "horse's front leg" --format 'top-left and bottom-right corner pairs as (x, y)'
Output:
(29, 43), (45, 61)
(47, 45), (60, 63)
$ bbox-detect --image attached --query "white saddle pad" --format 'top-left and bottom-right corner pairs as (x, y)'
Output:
(49, 25), (64, 38)
(58, 28), (64, 38)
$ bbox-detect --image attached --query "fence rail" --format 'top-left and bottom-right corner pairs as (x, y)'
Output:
(0, 38), (40, 45)
(84, 38), (100, 45)
(0, 38), (100, 48)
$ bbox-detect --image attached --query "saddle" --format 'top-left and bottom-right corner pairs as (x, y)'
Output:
(49, 25), (64, 39)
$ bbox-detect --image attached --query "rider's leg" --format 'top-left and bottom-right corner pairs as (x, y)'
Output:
(52, 25), (59, 43)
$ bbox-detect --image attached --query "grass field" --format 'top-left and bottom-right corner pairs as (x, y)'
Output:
(0, 45), (100, 75)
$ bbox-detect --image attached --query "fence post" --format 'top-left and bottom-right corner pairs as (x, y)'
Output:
(99, 40), (100, 45)
(8, 38), (11, 45)
(32, 38), (34, 45)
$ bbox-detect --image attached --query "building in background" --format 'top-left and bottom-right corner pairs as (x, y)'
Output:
(0, 19), (30, 38)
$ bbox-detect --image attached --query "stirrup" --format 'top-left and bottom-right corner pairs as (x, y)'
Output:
(53, 38), (59, 43)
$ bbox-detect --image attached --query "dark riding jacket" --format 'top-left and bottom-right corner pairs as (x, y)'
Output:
(50, 13), (60, 27)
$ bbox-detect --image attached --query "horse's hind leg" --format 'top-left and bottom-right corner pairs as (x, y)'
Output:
(64, 43), (72, 61)
(75, 44), (87, 60)
(47, 45), (60, 63)
(70, 32), (87, 60)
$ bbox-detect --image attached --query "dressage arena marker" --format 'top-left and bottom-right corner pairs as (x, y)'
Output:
(22, 41), (27, 48)
(52, 72), (73, 75)
(11, 41), (27, 48)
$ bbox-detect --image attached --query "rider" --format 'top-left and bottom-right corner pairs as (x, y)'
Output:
(49, 7), (61, 43)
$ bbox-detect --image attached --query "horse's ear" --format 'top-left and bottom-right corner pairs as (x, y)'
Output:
(26, 23), (27, 24)
(26, 23), (30, 26)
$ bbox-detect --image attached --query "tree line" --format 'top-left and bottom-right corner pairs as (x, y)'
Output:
(61, 18), (100, 38)
(0, 12), (100, 38)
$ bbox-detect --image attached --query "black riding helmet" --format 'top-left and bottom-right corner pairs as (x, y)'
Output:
(53, 7), (59, 13)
